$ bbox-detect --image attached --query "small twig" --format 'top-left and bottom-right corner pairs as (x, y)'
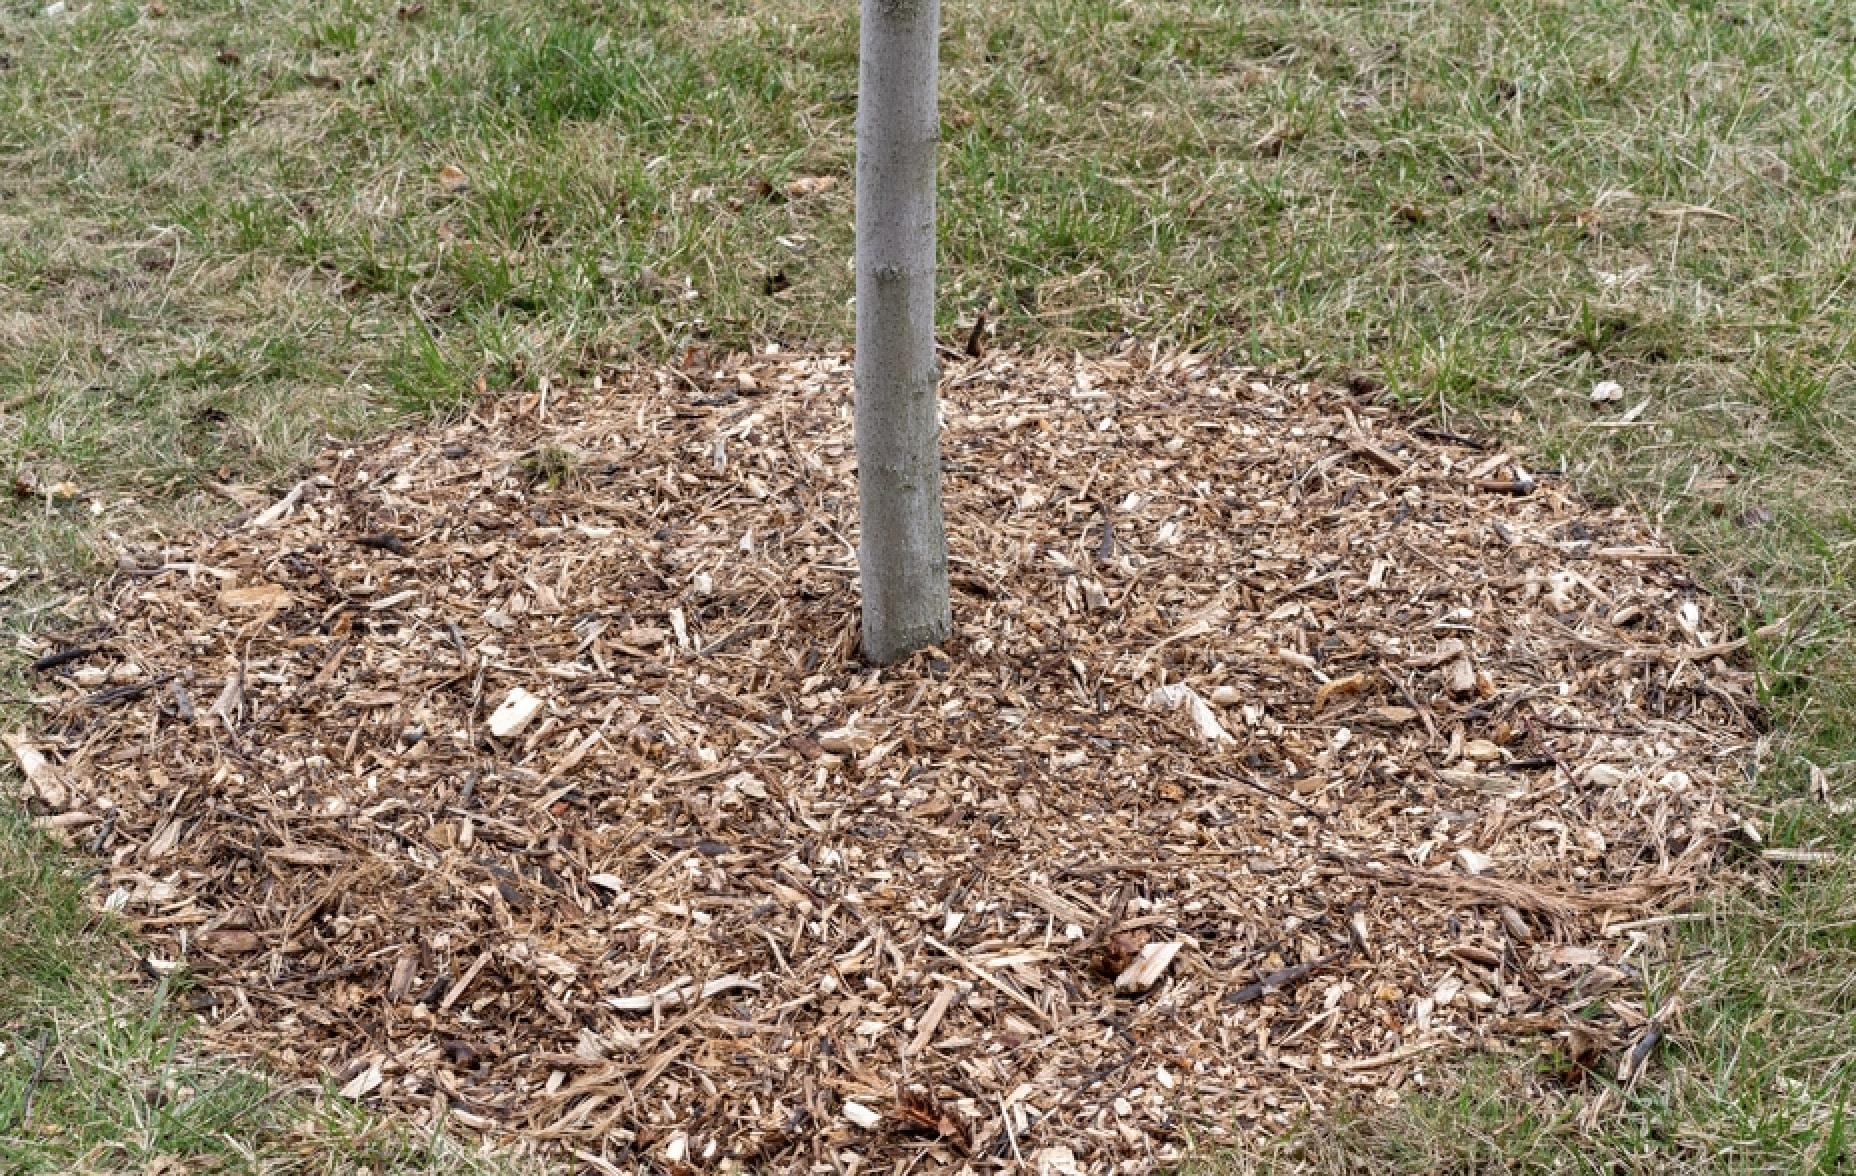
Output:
(1535, 717), (1646, 737)
(1619, 1023), (1666, 1089)
(1184, 770), (1326, 819)
(247, 480), (310, 528)
(923, 936), (1053, 1026)
(1225, 949), (1351, 1005)
(1082, 880), (1134, 952)
(1344, 434), (1406, 475)
(87, 811), (117, 854)
(354, 533), (409, 556)
(168, 680), (195, 723)
(29, 645), (98, 674)
(964, 309), (987, 359)
(1281, 571), (1343, 598)
(1095, 503), (1116, 564)
(5, 1029), (52, 1131)
(1412, 426), (1489, 450)
(1334, 1038), (1445, 1072)
(81, 674), (175, 709)
(260, 961), (372, 992)
(1471, 477), (1535, 495)
(997, 1092), (1024, 1166)
(698, 622), (767, 658)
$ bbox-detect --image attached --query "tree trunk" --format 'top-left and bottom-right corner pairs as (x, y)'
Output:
(854, 0), (950, 664)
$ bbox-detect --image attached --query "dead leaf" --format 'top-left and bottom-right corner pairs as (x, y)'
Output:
(784, 176), (837, 199)
(893, 1087), (967, 1146)
(197, 929), (262, 954)
(1313, 672), (1368, 711)
(1549, 945), (1603, 967)
(1091, 931), (1146, 979)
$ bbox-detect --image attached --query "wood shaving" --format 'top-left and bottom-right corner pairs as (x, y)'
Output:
(19, 348), (1757, 1172)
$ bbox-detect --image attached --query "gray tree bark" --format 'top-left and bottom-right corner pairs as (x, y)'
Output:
(854, 0), (950, 664)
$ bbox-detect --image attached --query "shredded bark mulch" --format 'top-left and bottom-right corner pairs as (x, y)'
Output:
(12, 349), (1760, 1174)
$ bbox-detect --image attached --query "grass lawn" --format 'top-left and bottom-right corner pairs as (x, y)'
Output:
(1, 0), (1853, 1169)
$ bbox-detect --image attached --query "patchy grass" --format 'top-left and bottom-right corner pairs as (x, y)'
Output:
(1, 0), (1853, 1169)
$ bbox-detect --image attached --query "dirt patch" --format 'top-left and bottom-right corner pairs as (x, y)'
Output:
(14, 349), (1759, 1173)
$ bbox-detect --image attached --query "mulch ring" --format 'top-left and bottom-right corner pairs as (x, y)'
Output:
(12, 347), (1762, 1174)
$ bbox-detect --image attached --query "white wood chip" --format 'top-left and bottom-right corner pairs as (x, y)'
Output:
(488, 687), (544, 738)
(1115, 940), (1183, 992)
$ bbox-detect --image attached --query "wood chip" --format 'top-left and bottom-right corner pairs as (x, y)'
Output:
(218, 583), (293, 611)
(487, 687), (544, 739)
(1114, 940), (1183, 992)
(905, 980), (958, 1057)
(12, 348), (1757, 1170)
(5, 734), (71, 810)
(607, 974), (762, 1013)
